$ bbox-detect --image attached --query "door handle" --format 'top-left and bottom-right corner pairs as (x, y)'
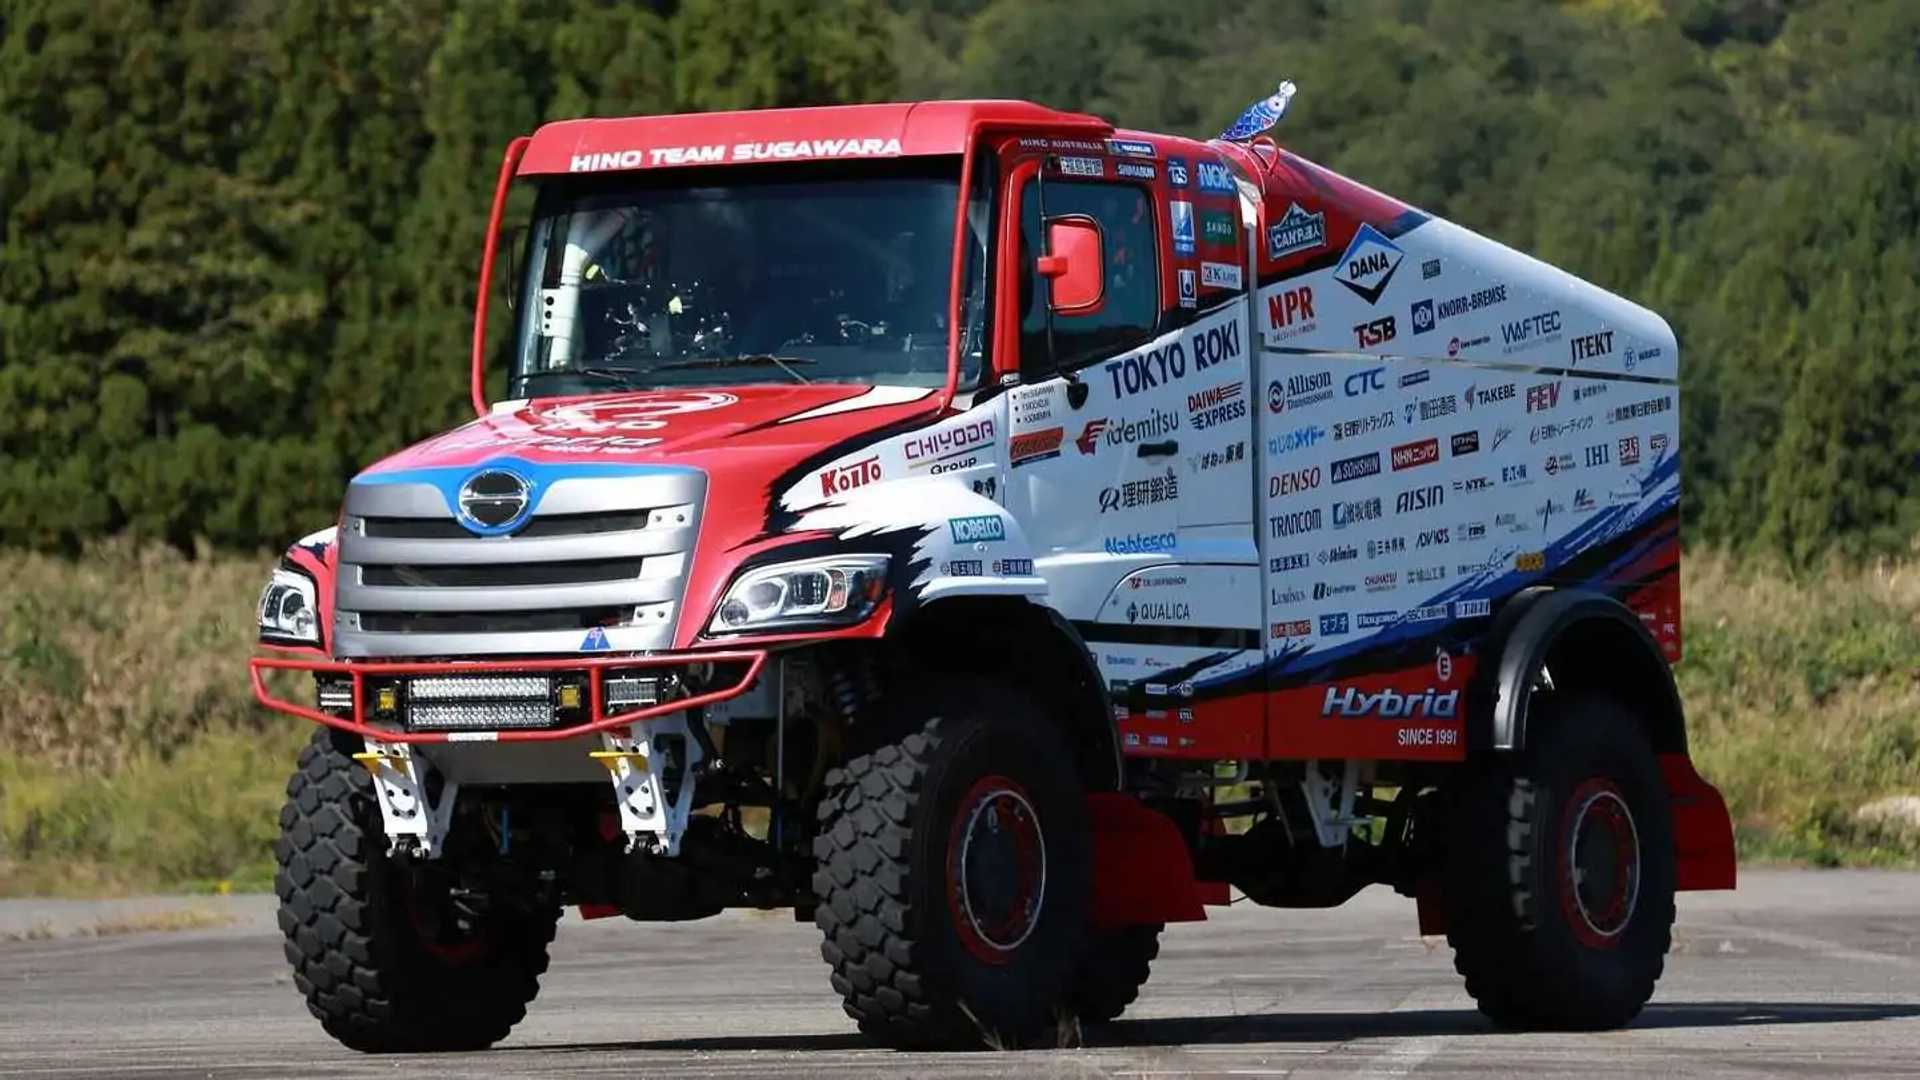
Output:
(1136, 440), (1179, 458)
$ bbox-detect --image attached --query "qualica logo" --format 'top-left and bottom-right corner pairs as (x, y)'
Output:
(1322, 686), (1460, 719)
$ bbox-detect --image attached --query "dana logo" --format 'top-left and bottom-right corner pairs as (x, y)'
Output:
(949, 515), (1005, 544)
(1320, 613), (1351, 636)
(820, 455), (882, 496)
(1390, 438), (1440, 471)
(1332, 224), (1406, 304)
(1195, 158), (1236, 193)
(1267, 285), (1317, 336)
(1322, 685), (1460, 719)
(1267, 202), (1327, 260)
(1330, 452), (1382, 484)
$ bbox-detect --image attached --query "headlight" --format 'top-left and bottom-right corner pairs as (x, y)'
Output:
(258, 567), (321, 645)
(708, 555), (890, 635)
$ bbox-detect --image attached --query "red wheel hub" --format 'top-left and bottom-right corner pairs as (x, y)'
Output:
(1557, 778), (1642, 949)
(945, 774), (1047, 966)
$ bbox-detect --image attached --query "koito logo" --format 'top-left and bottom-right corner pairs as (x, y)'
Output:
(820, 456), (882, 497)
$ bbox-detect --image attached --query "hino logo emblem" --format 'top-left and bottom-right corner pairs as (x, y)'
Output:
(457, 469), (532, 532)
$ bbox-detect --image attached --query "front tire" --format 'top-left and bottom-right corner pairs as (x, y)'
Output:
(275, 729), (559, 1052)
(1072, 923), (1162, 1023)
(1444, 694), (1676, 1030)
(812, 683), (1092, 1048)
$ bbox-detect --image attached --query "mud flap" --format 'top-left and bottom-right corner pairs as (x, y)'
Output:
(1087, 793), (1214, 929)
(1659, 753), (1736, 890)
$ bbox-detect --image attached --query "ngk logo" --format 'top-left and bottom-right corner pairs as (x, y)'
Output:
(1322, 685), (1460, 719)
(819, 456), (882, 497)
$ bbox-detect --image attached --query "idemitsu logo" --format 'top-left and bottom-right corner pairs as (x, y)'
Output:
(1322, 685), (1460, 719)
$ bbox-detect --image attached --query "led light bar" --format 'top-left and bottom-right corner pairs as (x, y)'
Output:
(407, 701), (555, 730)
(604, 676), (662, 710)
(409, 675), (549, 701)
(315, 679), (354, 712)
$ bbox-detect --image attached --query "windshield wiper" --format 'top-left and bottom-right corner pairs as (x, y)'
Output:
(653, 354), (817, 384)
(517, 366), (646, 392)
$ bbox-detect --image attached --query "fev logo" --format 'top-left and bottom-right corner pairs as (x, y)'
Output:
(1331, 223), (1405, 305)
(1170, 200), (1195, 255)
(949, 515), (1005, 544)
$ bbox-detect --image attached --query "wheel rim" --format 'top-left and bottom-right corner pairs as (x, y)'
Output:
(946, 774), (1047, 965)
(1558, 778), (1642, 949)
(397, 869), (493, 966)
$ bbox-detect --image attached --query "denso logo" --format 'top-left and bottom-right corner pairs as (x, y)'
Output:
(1390, 438), (1440, 471)
(1322, 686), (1460, 719)
(820, 456), (882, 497)
(1269, 467), (1323, 497)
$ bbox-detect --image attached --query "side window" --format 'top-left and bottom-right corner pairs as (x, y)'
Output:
(1019, 180), (1158, 377)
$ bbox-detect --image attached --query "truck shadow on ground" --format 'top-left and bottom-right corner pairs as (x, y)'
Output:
(506, 1001), (1920, 1055)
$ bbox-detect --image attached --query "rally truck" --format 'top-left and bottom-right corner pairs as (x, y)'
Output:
(250, 88), (1735, 1052)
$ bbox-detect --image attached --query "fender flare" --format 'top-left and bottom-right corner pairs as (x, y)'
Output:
(1039, 603), (1123, 791)
(1475, 586), (1685, 754)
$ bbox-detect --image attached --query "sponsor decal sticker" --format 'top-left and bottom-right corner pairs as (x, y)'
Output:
(1354, 315), (1397, 348)
(1332, 223), (1406, 305)
(1114, 160), (1155, 181)
(1108, 138), (1156, 158)
(949, 515), (1006, 544)
(1010, 427), (1064, 467)
(1267, 202), (1327, 260)
(820, 455), (882, 497)
(1166, 156), (1190, 187)
(1322, 685), (1460, 719)
(1569, 330), (1615, 364)
(1201, 260), (1243, 290)
(1451, 431), (1480, 456)
(1058, 156), (1104, 178)
(1390, 438), (1440, 471)
(1331, 451), (1383, 484)
(1176, 268), (1197, 308)
(1501, 309), (1564, 354)
(1195, 158), (1236, 193)
(1170, 200), (1195, 255)
(1105, 532), (1176, 555)
(1332, 496), (1383, 529)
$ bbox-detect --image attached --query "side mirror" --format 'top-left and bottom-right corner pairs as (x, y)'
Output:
(1036, 215), (1105, 316)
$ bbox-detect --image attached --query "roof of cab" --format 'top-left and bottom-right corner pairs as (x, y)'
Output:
(519, 100), (1114, 177)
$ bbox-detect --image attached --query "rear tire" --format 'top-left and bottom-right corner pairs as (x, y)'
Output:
(1444, 694), (1675, 1030)
(275, 729), (559, 1052)
(1072, 923), (1162, 1023)
(812, 682), (1092, 1048)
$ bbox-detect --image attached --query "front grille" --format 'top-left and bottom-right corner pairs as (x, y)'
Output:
(361, 558), (647, 589)
(359, 609), (623, 634)
(362, 510), (658, 540)
(332, 466), (705, 658)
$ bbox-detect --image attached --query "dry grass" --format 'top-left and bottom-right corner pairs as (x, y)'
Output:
(0, 542), (1917, 895)
(0, 907), (237, 943)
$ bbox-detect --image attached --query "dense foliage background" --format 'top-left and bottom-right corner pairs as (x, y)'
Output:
(2, 0), (1915, 560)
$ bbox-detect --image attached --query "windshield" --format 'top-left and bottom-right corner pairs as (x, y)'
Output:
(510, 158), (990, 398)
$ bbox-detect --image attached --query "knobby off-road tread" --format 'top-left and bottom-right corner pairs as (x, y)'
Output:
(812, 723), (952, 1047)
(1072, 924), (1163, 1023)
(275, 729), (558, 1052)
(1445, 697), (1674, 1031)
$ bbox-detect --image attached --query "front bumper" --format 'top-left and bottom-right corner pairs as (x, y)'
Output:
(248, 650), (766, 744)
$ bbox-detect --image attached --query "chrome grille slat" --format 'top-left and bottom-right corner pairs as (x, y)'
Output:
(332, 469), (705, 659)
